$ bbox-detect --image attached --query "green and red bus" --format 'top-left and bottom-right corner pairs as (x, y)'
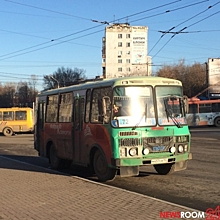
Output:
(34, 76), (192, 181)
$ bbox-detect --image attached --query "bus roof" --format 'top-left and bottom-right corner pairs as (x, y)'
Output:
(38, 76), (182, 97)
(0, 107), (33, 110)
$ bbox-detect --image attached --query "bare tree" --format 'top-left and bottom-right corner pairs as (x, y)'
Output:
(0, 81), (36, 108)
(43, 67), (87, 90)
(156, 60), (206, 97)
(16, 82), (35, 107)
(0, 83), (16, 107)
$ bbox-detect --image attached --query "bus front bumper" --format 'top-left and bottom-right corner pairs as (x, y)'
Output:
(113, 152), (192, 167)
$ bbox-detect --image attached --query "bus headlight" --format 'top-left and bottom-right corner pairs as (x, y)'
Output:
(169, 146), (176, 153)
(129, 148), (138, 156)
(143, 148), (149, 155)
(184, 144), (188, 152)
(178, 145), (184, 153)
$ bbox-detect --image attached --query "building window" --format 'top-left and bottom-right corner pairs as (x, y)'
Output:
(118, 67), (122, 72)
(118, 51), (122, 57)
(126, 42), (130, 47)
(118, 42), (122, 47)
(118, 34), (122, 38)
(118, 59), (122, 63)
(126, 59), (130, 63)
(126, 51), (130, 55)
(126, 67), (131, 72)
(126, 34), (130, 38)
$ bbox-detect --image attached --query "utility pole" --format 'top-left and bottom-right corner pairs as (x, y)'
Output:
(50, 75), (60, 88)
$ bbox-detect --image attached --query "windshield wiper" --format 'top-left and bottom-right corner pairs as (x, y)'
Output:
(168, 112), (182, 128)
(132, 103), (148, 130)
(163, 99), (182, 128)
(132, 112), (145, 130)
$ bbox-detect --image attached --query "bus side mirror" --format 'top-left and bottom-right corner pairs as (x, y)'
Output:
(102, 96), (111, 123)
(183, 96), (189, 113)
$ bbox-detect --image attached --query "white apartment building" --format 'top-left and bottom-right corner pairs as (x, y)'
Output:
(102, 23), (152, 79)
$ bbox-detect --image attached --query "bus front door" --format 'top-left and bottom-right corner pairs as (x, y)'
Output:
(73, 97), (84, 163)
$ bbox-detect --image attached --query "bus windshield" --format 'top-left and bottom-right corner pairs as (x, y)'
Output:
(111, 86), (156, 127)
(155, 86), (187, 126)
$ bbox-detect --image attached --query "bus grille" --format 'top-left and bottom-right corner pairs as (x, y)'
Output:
(143, 136), (171, 144)
(142, 136), (173, 153)
(119, 138), (141, 147)
(119, 131), (138, 136)
(118, 136), (173, 153)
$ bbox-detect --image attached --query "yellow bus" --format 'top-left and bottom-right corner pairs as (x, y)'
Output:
(0, 107), (34, 136)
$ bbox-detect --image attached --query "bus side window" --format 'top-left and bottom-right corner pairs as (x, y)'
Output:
(199, 104), (211, 113)
(46, 95), (59, 122)
(15, 111), (27, 120)
(91, 90), (102, 123)
(85, 90), (91, 123)
(91, 87), (112, 124)
(3, 111), (14, 121)
(0, 111), (2, 120)
(80, 98), (85, 129)
(74, 99), (79, 130)
(188, 104), (198, 114)
(212, 103), (220, 112)
(91, 97), (102, 123)
(59, 93), (73, 122)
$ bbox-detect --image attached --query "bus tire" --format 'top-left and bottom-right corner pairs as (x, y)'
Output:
(214, 117), (220, 127)
(49, 144), (62, 169)
(154, 163), (175, 175)
(93, 150), (116, 182)
(3, 127), (14, 137)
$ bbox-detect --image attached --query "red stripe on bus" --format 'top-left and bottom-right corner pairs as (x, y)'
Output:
(151, 127), (164, 130)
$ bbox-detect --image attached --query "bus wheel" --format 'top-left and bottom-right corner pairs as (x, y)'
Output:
(214, 117), (220, 127)
(154, 163), (175, 175)
(49, 144), (61, 169)
(93, 150), (116, 182)
(3, 127), (13, 137)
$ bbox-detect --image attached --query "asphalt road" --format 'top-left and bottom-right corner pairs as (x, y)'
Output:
(0, 127), (219, 212)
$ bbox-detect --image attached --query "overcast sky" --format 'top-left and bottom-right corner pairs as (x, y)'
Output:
(0, 0), (220, 90)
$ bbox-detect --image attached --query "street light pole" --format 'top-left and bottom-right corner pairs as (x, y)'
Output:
(50, 75), (60, 88)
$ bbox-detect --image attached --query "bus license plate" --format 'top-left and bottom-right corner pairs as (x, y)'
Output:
(151, 158), (168, 164)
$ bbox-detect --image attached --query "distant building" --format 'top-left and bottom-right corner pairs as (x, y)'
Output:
(208, 58), (220, 99)
(102, 23), (152, 78)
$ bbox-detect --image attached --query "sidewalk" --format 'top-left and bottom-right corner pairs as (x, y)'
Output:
(0, 156), (204, 220)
